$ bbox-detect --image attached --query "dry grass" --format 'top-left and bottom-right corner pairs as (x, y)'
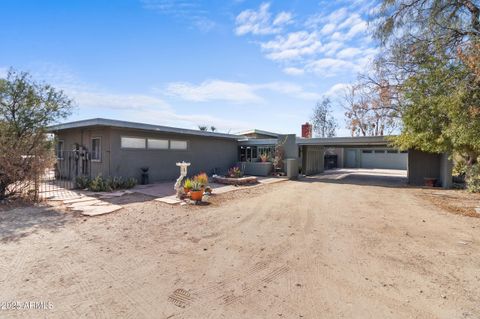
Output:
(416, 188), (480, 218)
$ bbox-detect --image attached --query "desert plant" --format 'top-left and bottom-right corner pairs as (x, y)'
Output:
(183, 178), (192, 189)
(89, 175), (111, 192)
(194, 172), (208, 186)
(259, 152), (269, 162)
(75, 176), (91, 189)
(78, 175), (137, 192)
(190, 180), (203, 191)
(228, 166), (242, 178)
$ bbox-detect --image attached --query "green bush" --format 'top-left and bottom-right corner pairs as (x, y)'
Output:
(75, 176), (92, 189)
(75, 175), (137, 192)
(466, 164), (480, 193)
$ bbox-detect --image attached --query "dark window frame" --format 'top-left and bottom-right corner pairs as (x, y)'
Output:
(91, 137), (102, 162)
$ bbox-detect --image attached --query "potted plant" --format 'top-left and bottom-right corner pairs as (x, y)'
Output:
(259, 152), (269, 162)
(183, 178), (193, 194)
(228, 166), (242, 178)
(190, 180), (204, 201)
(194, 172), (208, 189)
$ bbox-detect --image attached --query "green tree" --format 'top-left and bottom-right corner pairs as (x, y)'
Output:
(374, 0), (480, 161)
(0, 69), (73, 200)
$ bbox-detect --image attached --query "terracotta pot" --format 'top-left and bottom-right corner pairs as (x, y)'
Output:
(184, 187), (191, 194)
(190, 190), (203, 201)
(424, 178), (437, 187)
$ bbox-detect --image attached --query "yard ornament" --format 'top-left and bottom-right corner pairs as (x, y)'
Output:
(174, 162), (191, 198)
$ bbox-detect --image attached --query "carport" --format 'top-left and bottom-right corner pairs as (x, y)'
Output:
(298, 136), (453, 188)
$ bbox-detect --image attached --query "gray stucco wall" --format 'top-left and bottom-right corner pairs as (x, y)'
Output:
(55, 127), (112, 178)
(56, 126), (238, 182)
(108, 128), (238, 182)
(302, 145), (325, 175)
(407, 149), (441, 186)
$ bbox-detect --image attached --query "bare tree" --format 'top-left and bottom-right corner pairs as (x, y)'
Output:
(311, 98), (338, 138)
(343, 78), (399, 137)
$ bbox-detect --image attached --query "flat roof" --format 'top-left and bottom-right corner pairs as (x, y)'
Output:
(239, 135), (393, 147)
(236, 129), (279, 138)
(47, 118), (240, 140)
(296, 135), (393, 146)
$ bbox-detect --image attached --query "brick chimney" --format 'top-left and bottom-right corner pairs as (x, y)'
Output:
(301, 122), (312, 138)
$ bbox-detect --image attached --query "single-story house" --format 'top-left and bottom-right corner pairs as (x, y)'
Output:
(48, 118), (453, 188)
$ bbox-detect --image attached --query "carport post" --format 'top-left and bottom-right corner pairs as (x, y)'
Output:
(439, 153), (453, 189)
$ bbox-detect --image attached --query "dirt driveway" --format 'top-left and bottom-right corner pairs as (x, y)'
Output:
(1, 175), (479, 318)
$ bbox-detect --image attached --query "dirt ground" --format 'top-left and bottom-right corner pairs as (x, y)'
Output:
(0, 176), (479, 318)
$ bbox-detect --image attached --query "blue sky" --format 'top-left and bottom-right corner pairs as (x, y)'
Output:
(0, 0), (378, 136)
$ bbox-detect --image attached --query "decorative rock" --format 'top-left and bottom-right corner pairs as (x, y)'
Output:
(213, 175), (258, 185)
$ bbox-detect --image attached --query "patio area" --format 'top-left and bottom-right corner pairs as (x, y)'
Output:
(133, 176), (288, 205)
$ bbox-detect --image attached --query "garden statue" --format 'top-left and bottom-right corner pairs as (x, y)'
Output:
(174, 161), (191, 198)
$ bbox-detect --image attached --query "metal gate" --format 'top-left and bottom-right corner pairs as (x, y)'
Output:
(37, 150), (91, 198)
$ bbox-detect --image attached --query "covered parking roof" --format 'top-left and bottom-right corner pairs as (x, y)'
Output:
(297, 136), (392, 147)
(239, 135), (394, 147)
(47, 118), (240, 140)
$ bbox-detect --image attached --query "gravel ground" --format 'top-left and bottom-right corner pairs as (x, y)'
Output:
(0, 178), (479, 318)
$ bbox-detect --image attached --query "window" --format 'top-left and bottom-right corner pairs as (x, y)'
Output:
(148, 139), (168, 150)
(400, 150), (408, 153)
(170, 140), (187, 150)
(91, 138), (101, 161)
(362, 150), (372, 153)
(387, 150), (398, 154)
(374, 150), (385, 154)
(121, 137), (146, 149)
(56, 140), (64, 159)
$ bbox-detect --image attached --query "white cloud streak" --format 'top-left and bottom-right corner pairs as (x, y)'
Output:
(164, 79), (322, 102)
(235, 2), (293, 36)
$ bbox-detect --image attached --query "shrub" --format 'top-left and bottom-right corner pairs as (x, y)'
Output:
(227, 166), (243, 178)
(76, 175), (137, 192)
(75, 176), (91, 189)
(183, 178), (192, 189)
(466, 163), (480, 193)
(89, 175), (112, 192)
(190, 180), (202, 191)
(194, 172), (208, 186)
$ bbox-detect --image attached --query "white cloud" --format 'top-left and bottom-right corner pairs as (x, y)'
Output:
(164, 79), (321, 102)
(140, 0), (216, 32)
(283, 67), (304, 76)
(236, 2), (377, 77)
(69, 90), (170, 110)
(235, 2), (293, 36)
(261, 31), (322, 61)
(323, 82), (350, 97)
(306, 58), (356, 77)
(336, 47), (362, 59)
(165, 80), (262, 103)
(256, 82), (321, 100)
(320, 23), (336, 35)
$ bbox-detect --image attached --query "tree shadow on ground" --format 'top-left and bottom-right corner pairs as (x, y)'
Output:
(0, 204), (75, 243)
